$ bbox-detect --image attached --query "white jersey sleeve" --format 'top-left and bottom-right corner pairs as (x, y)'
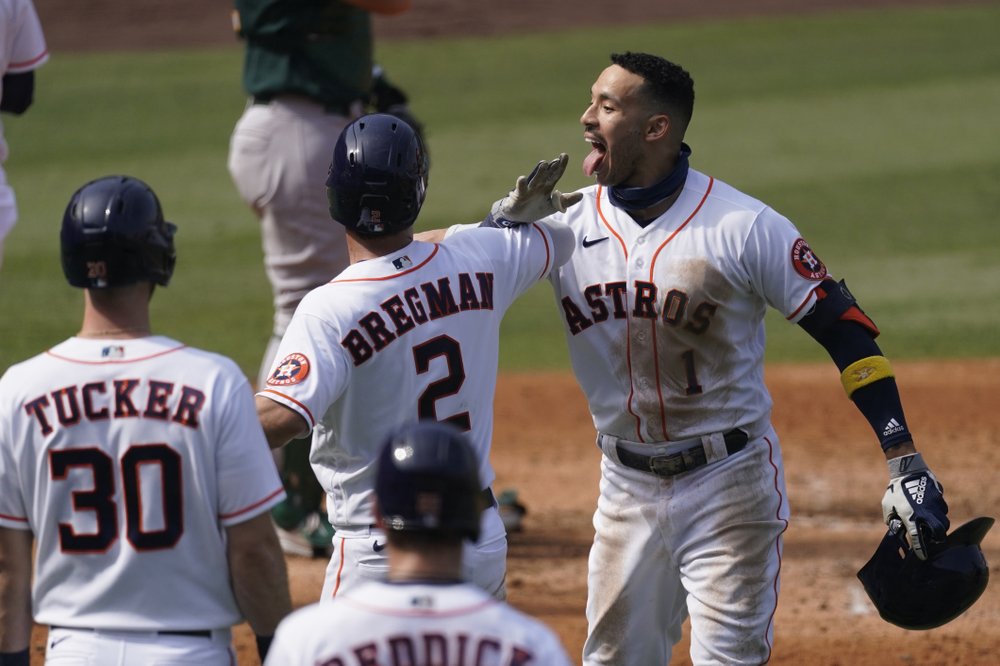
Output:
(265, 581), (572, 665)
(741, 205), (825, 322)
(1, 0), (48, 75)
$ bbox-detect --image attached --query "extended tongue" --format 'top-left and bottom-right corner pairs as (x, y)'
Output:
(583, 147), (604, 177)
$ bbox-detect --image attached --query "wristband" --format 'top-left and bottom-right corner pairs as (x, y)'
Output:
(840, 355), (894, 398)
(479, 210), (515, 229)
(0, 649), (29, 666)
(887, 452), (927, 479)
(255, 635), (274, 661)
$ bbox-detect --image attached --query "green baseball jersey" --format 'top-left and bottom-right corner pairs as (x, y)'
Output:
(234, 0), (373, 108)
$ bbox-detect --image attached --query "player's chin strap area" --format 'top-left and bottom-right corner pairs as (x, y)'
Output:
(597, 428), (749, 478)
(607, 143), (691, 213)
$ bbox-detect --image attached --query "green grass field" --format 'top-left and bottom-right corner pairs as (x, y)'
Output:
(2, 4), (998, 376)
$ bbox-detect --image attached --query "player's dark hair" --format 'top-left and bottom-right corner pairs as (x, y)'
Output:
(610, 52), (695, 129)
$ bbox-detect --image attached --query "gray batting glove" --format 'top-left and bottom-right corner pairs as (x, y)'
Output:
(881, 452), (949, 560)
(486, 154), (583, 227)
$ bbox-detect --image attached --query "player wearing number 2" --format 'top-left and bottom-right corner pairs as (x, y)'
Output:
(255, 113), (579, 602)
(0, 176), (291, 665)
(517, 52), (950, 664)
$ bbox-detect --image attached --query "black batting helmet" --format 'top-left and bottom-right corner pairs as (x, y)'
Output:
(326, 112), (428, 237)
(61, 175), (177, 289)
(857, 516), (993, 630)
(375, 421), (484, 542)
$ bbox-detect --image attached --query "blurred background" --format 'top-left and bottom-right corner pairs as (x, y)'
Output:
(4, 0), (999, 377)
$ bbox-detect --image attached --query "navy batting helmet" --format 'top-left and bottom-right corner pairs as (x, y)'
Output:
(857, 516), (993, 630)
(375, 421), (484, 542)
(325, 112), (428, 237)
(61, 175), (177, 289)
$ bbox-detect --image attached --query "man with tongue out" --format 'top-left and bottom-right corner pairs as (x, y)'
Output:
(521, 52), (949, 665)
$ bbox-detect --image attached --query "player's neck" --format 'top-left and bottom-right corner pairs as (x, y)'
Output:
(78, 285), (154, 339)
(347, 230), (414, 264)
(388, 545), (463, 583)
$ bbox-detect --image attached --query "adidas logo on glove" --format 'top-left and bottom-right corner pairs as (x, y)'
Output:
(883, 418), (905, 437)
(905, 476), (927, 504)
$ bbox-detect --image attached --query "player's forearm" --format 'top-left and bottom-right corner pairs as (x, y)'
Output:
(255, 395), (309, 449)
(0, 529), (33, 651)
(227, 513), (292, 636)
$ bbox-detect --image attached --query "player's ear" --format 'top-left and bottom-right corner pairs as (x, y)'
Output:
(645, 113), (669, 141)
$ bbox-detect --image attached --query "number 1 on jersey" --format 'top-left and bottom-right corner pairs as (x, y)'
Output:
(681, 349), (703, 396)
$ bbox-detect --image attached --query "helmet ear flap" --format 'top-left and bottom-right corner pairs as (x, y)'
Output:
(857, 516), (993, 630)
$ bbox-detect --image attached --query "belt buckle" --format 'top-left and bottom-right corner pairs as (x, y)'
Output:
(648, 451), (686, 477)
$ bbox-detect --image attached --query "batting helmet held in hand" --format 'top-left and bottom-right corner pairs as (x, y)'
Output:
(61, 175), (177, 289)
(857, 516), (993, 630)
(375, 421), (484, 542)
(326, 112), (428, 237)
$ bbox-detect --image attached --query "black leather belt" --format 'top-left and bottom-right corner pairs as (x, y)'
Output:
(482, 487), (497, 508)
(615, 429), (749, 478)
(251, 93), (355, 116)
(50, 625), (211, 639)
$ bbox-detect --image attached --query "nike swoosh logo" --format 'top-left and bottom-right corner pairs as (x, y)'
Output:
(373, 540), (386, 552)
(50, 636), (71, 649)
(582, 236), (609, 248)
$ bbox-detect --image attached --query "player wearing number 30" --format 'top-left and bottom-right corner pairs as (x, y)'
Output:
(255, 113), (578, 601)
(0, 176), (291, 665)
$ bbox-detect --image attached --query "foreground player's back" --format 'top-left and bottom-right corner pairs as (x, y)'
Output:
(0, 334), (281, 630)
(266, 580), (572, 665)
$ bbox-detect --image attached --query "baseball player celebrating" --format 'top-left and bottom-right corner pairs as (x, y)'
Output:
(0, 0), (48, 269)
(265, 421), (572, 665)
(0, 176), (291, 665)
(255, 113), (579, 601)
(489, 52), (949, 664)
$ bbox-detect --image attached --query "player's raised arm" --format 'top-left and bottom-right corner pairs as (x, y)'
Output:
(481, 153), (583, 228)
(415, 152), (582, 249)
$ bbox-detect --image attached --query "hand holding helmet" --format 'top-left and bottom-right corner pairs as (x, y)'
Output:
(881, 452), (949, 560)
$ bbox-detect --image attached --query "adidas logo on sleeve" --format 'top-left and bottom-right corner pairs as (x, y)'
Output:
(883, 418), (905, 437)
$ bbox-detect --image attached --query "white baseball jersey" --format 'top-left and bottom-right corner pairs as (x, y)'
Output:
(0, 0), (48, 244)
(548, 169), (826, 443)
(264, 580), (572, 665)
(543, 168), (823, 664)
(0, 0), (47, 161)
(0, 335), (285, 630)
(259, 226), (566, 528)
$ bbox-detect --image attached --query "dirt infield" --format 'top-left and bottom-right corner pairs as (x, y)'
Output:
(25, 1), (1000, 664)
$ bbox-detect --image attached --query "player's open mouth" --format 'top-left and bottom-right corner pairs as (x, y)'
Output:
(583, 138), (607, 178)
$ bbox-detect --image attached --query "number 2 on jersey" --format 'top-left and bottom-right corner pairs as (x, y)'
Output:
(413, 334), (471, 431)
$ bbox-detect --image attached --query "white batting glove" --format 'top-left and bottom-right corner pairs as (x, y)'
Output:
(881, 453), (949, 560)
(487, 153), (583, 227)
